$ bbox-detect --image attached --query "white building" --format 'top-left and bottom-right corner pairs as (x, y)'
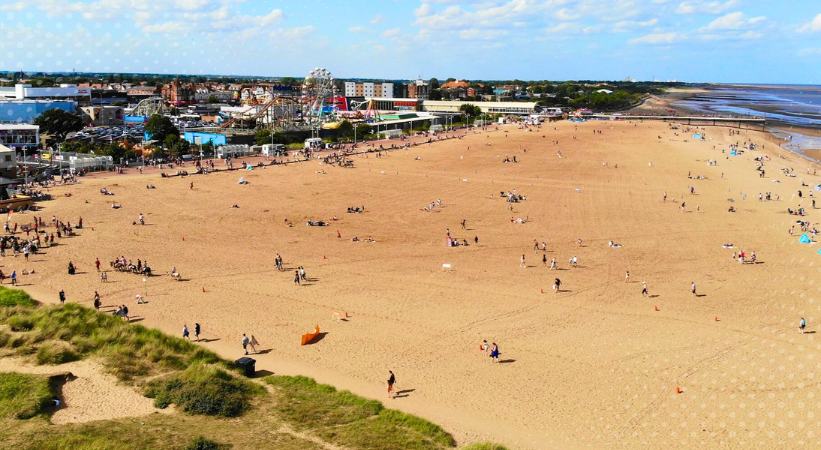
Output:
(0, 84), (91, 99)
(0, 124), (39, 149)
(344, 82), (394, 98)
(0, 144), (17, 178)
(422, 100), (538, 115)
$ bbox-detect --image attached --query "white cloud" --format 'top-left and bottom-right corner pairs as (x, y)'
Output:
(142, 21), (187, 34)
(702, 12), (765, 31)
(798, 13), (821, 33)
(370, 14), (384, 24)
(797, 47), (821, 56)
(0, 1), (25, 11)
(381, 27), (401, 38)
(676, 0), (738, 15)
(276, 26), (315, 41)
(612, 18), (658, 32)
(458, 28), (508, 40)
(348, 26), (365, 33)
(630, 32), (685, 44)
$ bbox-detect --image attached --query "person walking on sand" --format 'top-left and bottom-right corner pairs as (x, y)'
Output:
(799, 317), (807, 334)
(489, 342), (500, 362)
(480, 339), (489, 355)
(250, 335), (259, 353)
(553, 278), (561, 293)
(194, 323), (201, 341)
(59, 289), (66, 304)
(690, 281), (697, 296)
(182, 324), (190, 340)
(293, 270), (301, 286)
(93, 291), (101, 310)
(387, 370), (396, 398)
(641, 281), (648, 297)
(11, 270), (17, 286)
(625, 270), (630, 283)
(95, 257), (101, 272)
(242, 334), (250, 355)
(549, 257), (557, 270)
(542, 253), (547, 266)
(520, 254), (526, 268)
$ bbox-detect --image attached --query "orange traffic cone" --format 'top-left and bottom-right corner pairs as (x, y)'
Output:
(201, 287), (206, 293)
(714, 316), (720, 322)
(676, 386), (684, 394)
(323, 255), (327, 260)
(654, 305), (660, 311)
(182, 236), (185, 241)
(540, 288), (544, 294)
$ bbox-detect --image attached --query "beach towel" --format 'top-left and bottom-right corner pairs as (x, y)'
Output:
(799, 234), (811, 244)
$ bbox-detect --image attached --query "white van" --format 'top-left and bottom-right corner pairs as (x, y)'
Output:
(304, 138), (323, 150)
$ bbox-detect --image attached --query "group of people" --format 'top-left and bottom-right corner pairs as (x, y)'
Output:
(110, 256), (152, 276)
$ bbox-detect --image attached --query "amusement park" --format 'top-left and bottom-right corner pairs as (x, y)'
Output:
(116, 67), (538, 152)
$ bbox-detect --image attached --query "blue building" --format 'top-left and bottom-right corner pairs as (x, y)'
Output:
(183, 131), (226, 146)
(0, 100), (77, 123)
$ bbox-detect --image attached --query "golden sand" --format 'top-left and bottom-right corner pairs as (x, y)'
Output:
(11, 121), (820, 449)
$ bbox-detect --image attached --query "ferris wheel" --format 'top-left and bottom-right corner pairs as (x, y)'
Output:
(301, 67), (336, 127)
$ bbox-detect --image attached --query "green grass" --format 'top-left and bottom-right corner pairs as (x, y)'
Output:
(185, 436), (227, 450)
(460, 444), (509, 450)
(0, 288), (37, 308)
(0, 301), (223, 382)
(35, 341), (80, 365)
(0, 372), (53, 419)
(266, 376), (456, 449)
(146, 363), (262, 417)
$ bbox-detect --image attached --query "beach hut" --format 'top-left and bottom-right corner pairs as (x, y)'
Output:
(799, 233), (812, 244)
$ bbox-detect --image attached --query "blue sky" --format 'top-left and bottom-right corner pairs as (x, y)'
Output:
(0, 0), (819, 83)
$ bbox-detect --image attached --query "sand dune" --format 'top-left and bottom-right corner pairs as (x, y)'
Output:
(12, 120), (820, 448)
(0, 357), (167, 424)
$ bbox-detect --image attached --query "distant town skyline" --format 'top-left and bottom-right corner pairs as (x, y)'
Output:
(0, 1), (819, 84)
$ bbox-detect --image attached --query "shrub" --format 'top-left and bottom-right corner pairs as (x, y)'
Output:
(7, 315), (34, 332)
(35, 341), (80, 365)
(145, 363), (259, 417)
(185, 436), (226, 450)
(0, 372), (53, 419)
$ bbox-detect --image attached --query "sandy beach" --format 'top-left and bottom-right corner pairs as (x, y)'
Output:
(7, 120), (820, 449)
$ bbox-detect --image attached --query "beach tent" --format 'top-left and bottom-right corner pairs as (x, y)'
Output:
(799, 234), (811, 244)
(692, 133), (702, 140)
(730, 149), (737, 156)
(817, 248), (821, 255)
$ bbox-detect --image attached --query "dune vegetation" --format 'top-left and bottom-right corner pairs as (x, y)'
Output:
(0, 286), (503, 449)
